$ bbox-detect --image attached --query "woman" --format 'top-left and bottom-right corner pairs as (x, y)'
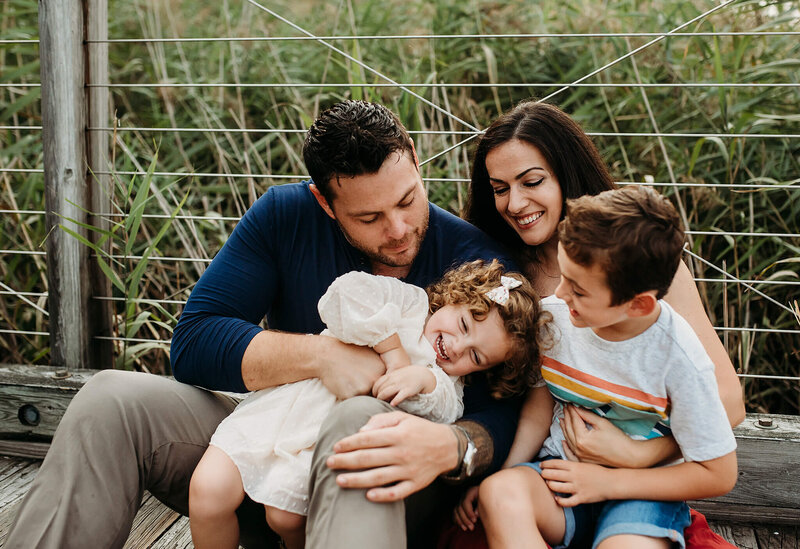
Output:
(439, 100), (743, 548)
(465, 100), (744, 426)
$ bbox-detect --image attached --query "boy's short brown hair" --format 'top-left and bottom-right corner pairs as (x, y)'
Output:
(558, 186), (685, 306)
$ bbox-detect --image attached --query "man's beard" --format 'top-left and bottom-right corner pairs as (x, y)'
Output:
(338, 215), (429, 269)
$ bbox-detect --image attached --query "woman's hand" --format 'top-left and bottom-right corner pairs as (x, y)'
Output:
(372, 365), (436, 406)
(560, 405), (679, 468)
(453, 485), (480, 531)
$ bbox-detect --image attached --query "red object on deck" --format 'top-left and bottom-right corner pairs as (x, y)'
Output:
(436, 509), (734, 549)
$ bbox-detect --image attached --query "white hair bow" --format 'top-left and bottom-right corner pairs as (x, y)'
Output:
(485, 276), (522, 306)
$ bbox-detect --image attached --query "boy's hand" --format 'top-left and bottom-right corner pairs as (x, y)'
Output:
(560, 405), (628, 465)
(372, 365), (436, 406)
(561, 405), (681, 468)
(453, 485), (480, 531)
(539, 459), (611, 507)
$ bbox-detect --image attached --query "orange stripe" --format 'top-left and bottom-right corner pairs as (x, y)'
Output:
(543, 369), (668, 419)
(542, 356), (668, 409)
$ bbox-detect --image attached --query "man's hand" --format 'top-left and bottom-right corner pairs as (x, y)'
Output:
(317, 335), (385, 399)
(325, 411), (459, 502)
(372, 365), (436, 406)
(453, 485), (480, 531)
(539, 459), (612, 507)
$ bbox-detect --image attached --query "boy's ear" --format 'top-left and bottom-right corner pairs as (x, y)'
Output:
(628, 292), (659, 317)
(309, 184), (336, 220)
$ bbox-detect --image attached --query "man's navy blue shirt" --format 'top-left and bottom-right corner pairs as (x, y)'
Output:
(171, 181), (520, 472)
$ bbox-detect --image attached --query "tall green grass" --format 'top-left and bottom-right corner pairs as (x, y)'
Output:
(1, 0), (798, 412)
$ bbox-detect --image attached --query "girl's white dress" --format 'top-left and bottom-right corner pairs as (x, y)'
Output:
(209, 271), (464, 515)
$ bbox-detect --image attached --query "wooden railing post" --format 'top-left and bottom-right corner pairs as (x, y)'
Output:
(85, 0), (114, 368)
(39, 0), (112, 369)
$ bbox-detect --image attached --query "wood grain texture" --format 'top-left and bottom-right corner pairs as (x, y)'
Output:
(39, 0), (92, 369)
(85, 0), (115, 369)
(0, 365), (97, 438)
(123, 493), (182, 549)
(690, 414), (800, 524)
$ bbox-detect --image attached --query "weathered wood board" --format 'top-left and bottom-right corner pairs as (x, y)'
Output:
(690, 414), (800, 525)
(0, 365), (96, 440)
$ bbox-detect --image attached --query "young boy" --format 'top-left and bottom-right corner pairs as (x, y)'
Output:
(477, 186), (738, 549)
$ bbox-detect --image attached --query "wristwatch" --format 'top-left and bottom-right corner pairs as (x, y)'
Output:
(441, 425), (477, 482)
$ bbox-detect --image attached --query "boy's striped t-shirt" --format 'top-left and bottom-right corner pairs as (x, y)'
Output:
(538, 296), (736, 463)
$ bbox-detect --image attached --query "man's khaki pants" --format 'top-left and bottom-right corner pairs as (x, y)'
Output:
(5, 371), (449, 548)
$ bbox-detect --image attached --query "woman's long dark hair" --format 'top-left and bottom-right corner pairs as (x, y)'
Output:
(464, 101), (616, 263)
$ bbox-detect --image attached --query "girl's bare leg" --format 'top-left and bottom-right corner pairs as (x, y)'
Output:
(265, 506), (306, 549)
(189, 446), (246, 549)
(478, 467), (566, 549)
(597, 535), (671, 549)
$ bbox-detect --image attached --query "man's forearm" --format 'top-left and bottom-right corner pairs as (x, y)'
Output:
(241, 330), (324, 391)
(242, 331), (386, 398)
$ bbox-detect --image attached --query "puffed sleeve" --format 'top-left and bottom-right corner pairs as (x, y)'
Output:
(318, 271), (429, 348)
(398, 368), (464, 424)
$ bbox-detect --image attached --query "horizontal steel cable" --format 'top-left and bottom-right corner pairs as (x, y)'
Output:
(0, 329), (48, 336)
(84, 30), (800, 43)
(83, 82), (800, 88)
(7, 31), (800, 48)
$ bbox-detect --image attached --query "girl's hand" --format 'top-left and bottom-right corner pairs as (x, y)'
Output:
(372, 365), (436, 406)
(539, 459), (611, 507)
(453, 485), (480, 531)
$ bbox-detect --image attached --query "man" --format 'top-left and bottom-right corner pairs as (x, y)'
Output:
(7, 100), (520, 549)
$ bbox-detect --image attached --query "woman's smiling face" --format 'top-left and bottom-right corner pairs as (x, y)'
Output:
(485, 139), (563, 248)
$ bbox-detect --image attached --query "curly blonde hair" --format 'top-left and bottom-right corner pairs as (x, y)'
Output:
(426, 259), (551, 399)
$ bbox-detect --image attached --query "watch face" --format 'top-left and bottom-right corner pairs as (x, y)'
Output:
(464, 441), (477, 477)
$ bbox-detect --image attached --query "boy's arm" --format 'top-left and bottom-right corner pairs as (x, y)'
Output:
(503, 386), (554, 467)
(540, 451), (737, 506)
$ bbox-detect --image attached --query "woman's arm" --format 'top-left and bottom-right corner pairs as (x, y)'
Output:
(664, 262), (745, 426)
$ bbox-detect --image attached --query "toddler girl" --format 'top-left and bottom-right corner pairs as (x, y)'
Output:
(189, 259), (548, 549)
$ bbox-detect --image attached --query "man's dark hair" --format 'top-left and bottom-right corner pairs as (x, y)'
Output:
(302, 100), (415, 203)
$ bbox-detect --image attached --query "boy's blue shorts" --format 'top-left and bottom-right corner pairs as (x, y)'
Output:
(519, 460), (691, 549)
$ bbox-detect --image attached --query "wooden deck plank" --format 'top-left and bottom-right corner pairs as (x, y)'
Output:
(123, 492), (183, 549)
(755, 524), (799, 549)
(0, 461), (39, 508)
(0, 459), (41, 547)
(2, 455), (800, 548)
(150, 515), (194, 549)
